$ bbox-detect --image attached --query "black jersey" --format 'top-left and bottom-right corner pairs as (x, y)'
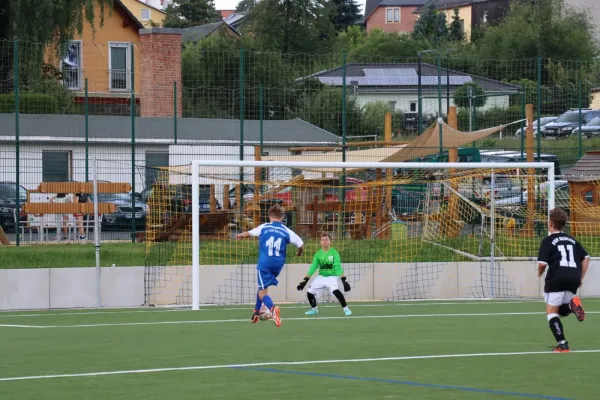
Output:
(538, 232), (589, 293)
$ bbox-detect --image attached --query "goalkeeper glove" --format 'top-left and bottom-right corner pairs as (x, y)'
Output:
(297, 277), (309, 291)
(341, 277), (351, 292)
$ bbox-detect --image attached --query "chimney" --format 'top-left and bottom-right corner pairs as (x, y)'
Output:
(139, 28), (183, 117)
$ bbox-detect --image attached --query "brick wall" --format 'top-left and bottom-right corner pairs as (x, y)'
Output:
(140, 28), (183, 118)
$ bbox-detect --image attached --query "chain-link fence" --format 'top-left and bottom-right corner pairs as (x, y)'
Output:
(1, 37), (599, 251)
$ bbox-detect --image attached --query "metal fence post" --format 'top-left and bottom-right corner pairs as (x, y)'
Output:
(418, 52), (423, 134)
(436, 55), (443, 159)
(174, 81), (178, 144)
(536, 56), (542, 162)
(520, 90), (526, 161)
(239, 48), (245, 212)
(341, 52), (347, 205)
(14, 40), (20, 247)
(130, 43), (136, 243)
(85, 78), (89, 182)
(93, 158), (101, 308)
(578, 77), (583, 158)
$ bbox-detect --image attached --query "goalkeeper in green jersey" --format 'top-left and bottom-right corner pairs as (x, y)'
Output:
(297, 233), (352, 316)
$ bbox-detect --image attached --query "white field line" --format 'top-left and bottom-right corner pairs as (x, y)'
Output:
(0, 309), (181, 318)
(1, 350), (599, 382)
(2, 311), (599, 329)
(0, 299), (562, 318)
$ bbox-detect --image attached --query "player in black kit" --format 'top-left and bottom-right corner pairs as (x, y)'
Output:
(538, 208), (590, 353)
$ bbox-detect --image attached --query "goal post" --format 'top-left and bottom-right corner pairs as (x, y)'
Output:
(188, 160), (555, 311)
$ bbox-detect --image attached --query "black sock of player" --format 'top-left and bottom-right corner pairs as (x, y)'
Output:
(559, 304), (572, 317)
(548, 315), (566, 343)
(332, 290), (347, 308)
(307, 292), (317, 308)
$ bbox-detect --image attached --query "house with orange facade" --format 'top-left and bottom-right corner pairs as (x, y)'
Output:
(45, 0), (170, 115)
(363, 0), (429, 35)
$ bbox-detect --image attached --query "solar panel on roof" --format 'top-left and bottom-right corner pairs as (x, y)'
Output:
(363, 68), (417, 77)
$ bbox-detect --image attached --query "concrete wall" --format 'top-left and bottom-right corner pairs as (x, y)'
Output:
(0, 267), (145, 310)
(2, 261), (598, 310)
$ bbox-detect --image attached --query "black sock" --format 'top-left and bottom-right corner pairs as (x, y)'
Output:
(548, 315), (566, 343)
(332, 290), (347, 308)
(307, 292), (317, 308)
(559, 304), (572, 317)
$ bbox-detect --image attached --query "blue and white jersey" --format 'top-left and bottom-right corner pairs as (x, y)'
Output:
(248, 222), (304, 271)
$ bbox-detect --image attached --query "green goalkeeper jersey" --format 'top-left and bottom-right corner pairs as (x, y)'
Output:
(307, 248), (343, 277)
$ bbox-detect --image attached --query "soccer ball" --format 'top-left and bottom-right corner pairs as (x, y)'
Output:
(259, 304), (272, 321)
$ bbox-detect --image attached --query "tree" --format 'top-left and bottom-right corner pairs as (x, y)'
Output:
(236, 0), (258, 13)
(250, 0), (336, 54)
(453, 82), (486, 109)
(1, 0), (110, 46)
(163, 0), (220, 29)
(448, 8), (465, 42)
(328, 0), (362, 32)
(349, 30), (430, 60)
(412, 3), (448, 44)
(476, 0), (597, 66)
(0, 0), (110, 97)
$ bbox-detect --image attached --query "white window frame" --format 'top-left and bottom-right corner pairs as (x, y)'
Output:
(141, 9), (151, 21)
(386, 7), (401, 23)
(108, 42), (132, 92)
(62, 40), (83, 90)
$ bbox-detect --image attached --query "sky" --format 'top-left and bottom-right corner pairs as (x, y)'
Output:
(213, 0), (367, 13)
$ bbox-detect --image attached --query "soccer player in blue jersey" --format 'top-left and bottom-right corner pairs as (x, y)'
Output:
(236, 204), (304, 327)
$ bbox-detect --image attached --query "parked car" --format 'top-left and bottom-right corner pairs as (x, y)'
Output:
(515, 116), (557, 137)
(495, 180), (570, 214)
(0, 182), (27, 232)
(139, 184), (220, 215)
(479, 150), (561, 176)
(542, 109), (600, 138)
(89, 192), (148, 231)
(572, 116), (600, 138)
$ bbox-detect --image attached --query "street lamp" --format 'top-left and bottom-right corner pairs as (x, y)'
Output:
(417, 49), (436, 134)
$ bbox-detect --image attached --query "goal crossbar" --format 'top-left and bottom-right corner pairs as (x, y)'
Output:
(190, 160), (556, 310)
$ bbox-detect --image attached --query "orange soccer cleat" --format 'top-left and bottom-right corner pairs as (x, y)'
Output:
(271, 306), (281, 328)
(570, 297), (585, 322)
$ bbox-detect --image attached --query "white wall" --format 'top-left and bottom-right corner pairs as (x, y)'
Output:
(0, 143), (168, 193)
(2, 261), (598, 310)
(354, 93), (511, 115)
(0, 267), (145, 310)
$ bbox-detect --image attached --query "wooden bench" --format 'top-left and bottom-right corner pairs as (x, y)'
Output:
(21, 182), (130, 242)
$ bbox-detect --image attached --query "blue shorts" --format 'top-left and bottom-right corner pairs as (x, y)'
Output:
(257, 267), (282, 290)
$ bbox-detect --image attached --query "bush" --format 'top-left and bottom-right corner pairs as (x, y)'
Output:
(0, 92), (59, 114)
(456, 106), (523, 132)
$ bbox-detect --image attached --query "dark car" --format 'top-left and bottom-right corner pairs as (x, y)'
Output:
(89, 193), (147, 231)
(542, 109), (600, 138)
(0, 182), (27, 231)
(572, 116), (600, 138)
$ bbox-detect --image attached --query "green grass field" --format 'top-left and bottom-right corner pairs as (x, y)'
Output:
(0, 300), (599, 399)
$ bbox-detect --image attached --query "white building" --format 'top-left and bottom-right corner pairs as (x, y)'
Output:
(0, 114), (341, 194)
(297, 63), (521, 117)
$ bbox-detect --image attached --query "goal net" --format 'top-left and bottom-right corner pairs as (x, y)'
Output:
(142, 160), (558, 309)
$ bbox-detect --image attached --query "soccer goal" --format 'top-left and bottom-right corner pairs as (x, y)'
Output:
(142, 159), (556, 310)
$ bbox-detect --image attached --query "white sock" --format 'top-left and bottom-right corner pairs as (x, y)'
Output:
(343, 306), (349, 311)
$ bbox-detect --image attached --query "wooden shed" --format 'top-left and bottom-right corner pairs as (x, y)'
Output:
(565, 151), (600, 236)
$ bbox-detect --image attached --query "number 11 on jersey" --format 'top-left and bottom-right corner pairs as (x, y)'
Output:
(266, 236), (282, 257)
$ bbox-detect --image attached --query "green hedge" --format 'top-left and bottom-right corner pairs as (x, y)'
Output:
(0, 92), (59, 114)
